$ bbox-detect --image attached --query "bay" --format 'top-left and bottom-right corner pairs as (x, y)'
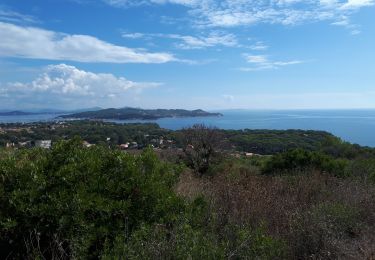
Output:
(1, 109), (375, 147)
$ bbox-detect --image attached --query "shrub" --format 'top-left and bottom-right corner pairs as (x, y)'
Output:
(0, 138), (183, 259)
(345, 158), (375, 183)
(262, 149), (348, 176)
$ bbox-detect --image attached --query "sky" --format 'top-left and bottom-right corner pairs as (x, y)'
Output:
(0, 0), (374, 110)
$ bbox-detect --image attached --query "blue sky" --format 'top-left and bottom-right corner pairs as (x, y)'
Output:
(0, 0), (374, 110)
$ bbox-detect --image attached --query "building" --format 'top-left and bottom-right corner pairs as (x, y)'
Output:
(119, 143), (129, 150)
(19, 141), (32, 147)
(6, 142), (15, 148)
(35, 140), (52, 149)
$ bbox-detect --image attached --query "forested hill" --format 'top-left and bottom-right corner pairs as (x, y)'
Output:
(60, 107), (223, 120)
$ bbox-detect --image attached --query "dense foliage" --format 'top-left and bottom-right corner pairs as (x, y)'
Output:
(0, 121), (170, 147)
(1, 121), (357, 155)
(0, 139), (183, 258)
(262, 149), (348, 177)
(224, 129), (336, 154)
(0, 139), (285, 259)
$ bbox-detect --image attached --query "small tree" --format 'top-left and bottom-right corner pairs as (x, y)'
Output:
(180, 124), (221, 175)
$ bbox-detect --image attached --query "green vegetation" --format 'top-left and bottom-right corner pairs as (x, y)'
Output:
(223, 129), (333, 154)
(261, 149), (348, 177)
(1, 123), (375, 258)
(1, 120), (352, 153)
(0, 139), (284, 259)
(0, 139), (182, 258)
(0, 121), (171, 147)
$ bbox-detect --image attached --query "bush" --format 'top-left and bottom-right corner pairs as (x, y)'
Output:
(262, 149), (348, 176)
(345, 158), (375, 183)
(0, 138), (183, 259)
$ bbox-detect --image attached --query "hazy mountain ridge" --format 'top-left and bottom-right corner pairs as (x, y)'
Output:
(0, 111), (35, 116)
(0, 107), (103, 116)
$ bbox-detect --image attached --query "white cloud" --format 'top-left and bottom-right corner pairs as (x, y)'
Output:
(105, 0), (374, 30)
(101, 0), (147, 7)
(0, 64), (162, 109)
(104, 0), (198, 7)
(122, 32), (146, 39)
(240, 53), (304, 71)
(243, 55), (268, 64)
(350, 29), (361, 35)
(330, 15), (362, 34)
(122, 31), (239, 49)
(0, 22), (176, 63)
(0, 7), (38, 24)
(341, 0), (374, 9)
(248, 41), (268, 51)
(166, 31), (238, 49)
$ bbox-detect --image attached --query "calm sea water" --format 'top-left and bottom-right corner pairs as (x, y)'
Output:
(1, 110), (375, 147)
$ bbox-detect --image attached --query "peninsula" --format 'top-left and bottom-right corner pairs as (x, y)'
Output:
(59, 107), (223, 120)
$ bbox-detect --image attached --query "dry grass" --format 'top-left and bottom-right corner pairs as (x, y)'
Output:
(176, 165), (375, 259)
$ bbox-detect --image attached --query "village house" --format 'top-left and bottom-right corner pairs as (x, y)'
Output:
(119, 143), (130, 150)
(244, 152), (262, 157)
(18, 141), (32, 147)
(6, 142), (15, 148)
(35, 140), (52, 149)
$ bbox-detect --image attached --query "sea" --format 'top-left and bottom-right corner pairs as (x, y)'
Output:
(1, 109), (375, 147)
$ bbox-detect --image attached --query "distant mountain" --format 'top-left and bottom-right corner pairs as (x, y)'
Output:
(29, 107), (103, 114)
(60, 107), (223, 120)
(0, 111), (36, 116)
(69, 107), (103, 113)
(0, 107), (104, 115)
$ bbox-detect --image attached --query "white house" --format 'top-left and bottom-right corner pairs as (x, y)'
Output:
(35, 140), (52, 149)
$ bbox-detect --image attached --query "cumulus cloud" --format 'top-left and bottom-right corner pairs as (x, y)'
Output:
(0, 22), (176, 63)
(240, 54), (304, 71)
(0, 64), (162, 109)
